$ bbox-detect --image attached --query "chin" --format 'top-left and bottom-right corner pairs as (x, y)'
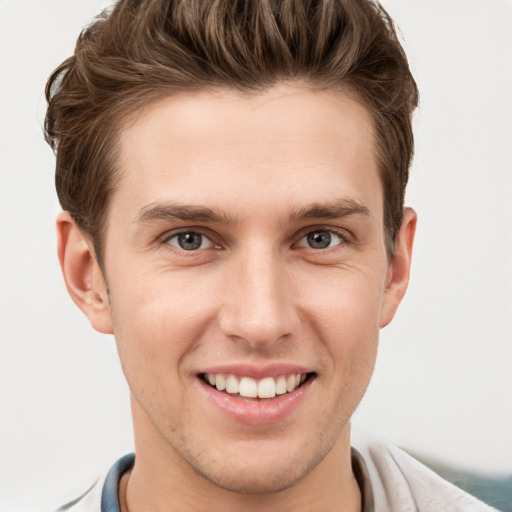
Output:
(196, 461), (310, 494)
(183, 437), (332, 495)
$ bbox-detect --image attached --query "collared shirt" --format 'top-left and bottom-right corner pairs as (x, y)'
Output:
(59, 443), (497, 512)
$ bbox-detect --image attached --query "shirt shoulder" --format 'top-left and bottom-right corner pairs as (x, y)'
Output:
(57, 453), (135, 512)
(56, 478), (104, 512)
(355, 441), (499, 512)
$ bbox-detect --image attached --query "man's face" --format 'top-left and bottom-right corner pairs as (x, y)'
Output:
(100, 85), (396, 492)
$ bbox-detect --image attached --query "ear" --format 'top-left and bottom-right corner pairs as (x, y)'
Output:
(57, 211), (113, 334)
(380, 207), (417, 328)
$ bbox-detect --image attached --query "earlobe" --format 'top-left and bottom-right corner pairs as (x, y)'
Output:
(57, 212), (114, 334)
(380, 207), (417, 328)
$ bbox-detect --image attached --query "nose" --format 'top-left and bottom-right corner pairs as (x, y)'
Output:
(218, 247), (297, 349)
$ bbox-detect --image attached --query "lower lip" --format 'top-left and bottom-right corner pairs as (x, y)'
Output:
(198, 377), (313, 425)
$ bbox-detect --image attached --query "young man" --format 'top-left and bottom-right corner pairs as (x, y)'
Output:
(45, 1), (496, 511)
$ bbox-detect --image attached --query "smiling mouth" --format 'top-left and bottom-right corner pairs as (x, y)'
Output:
(200, 372), (315, 399)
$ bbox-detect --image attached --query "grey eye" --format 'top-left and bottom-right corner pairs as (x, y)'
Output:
(300, 230), (343, 249)
(168, 232), (211, 251)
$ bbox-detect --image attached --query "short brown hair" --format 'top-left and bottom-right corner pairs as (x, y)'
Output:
(45, 0), (418, 265)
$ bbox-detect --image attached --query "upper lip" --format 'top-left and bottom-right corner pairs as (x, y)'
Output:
(197, 363), (314, 379)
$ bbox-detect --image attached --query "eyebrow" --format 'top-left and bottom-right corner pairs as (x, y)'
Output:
(289, 199), (370, 222)
(134, 198), (370, 225)
(134, 203), (236, 225)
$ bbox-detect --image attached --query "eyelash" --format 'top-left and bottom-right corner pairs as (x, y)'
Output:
(295, 228), (348, 250)
(160, 227), (351, 254)
(161, 230), (220, 252)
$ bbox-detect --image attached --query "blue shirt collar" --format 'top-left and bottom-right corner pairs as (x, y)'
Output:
(101, 453), (135, 512)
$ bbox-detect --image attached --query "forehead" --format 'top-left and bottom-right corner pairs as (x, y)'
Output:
(113, 85), (380, 223)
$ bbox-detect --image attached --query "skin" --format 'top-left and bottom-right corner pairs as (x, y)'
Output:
(57, 85), (416, 512)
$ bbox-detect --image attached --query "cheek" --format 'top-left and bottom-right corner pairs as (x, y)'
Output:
(108, 269), (218, 380)
(298, 266), (383, 374)
(301, 265), (385, 334)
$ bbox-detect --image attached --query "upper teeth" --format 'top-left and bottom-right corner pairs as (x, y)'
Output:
(204, 373), (307, 399)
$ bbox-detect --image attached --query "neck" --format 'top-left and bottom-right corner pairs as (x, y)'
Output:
(123, 402), (361, 512)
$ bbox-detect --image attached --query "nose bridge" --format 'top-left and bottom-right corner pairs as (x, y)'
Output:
(219, 243), (294, 347)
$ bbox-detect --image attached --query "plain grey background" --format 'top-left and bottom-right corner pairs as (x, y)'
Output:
(1, 0), (511, 510)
